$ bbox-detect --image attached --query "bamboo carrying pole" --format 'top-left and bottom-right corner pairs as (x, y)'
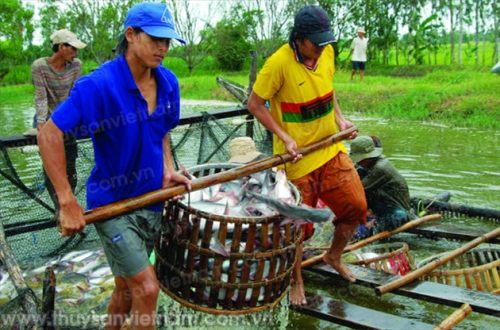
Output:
(83, 126), (357, 225)
(376, 227), (500, 295)
(434, 303), (472, 330)
(301, 213), (442, 269)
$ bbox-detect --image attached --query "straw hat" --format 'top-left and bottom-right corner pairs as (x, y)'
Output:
(349, 136), (383, 163)
(357, 27), (365, 34)
(228, 137), (262, 163)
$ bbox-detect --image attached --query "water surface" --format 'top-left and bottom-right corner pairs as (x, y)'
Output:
(0, 99), (498, 329)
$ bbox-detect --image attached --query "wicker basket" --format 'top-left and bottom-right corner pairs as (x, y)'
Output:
(154, 163), (303, 315)
(417, 248), (500, 293)
(344, 242), (414, 275)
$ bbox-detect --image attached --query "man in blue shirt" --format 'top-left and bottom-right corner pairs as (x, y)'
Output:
(38, 3), (190, 329)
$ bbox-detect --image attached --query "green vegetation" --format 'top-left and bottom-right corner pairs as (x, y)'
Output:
(180, 66), (499, 130)
(0, 84), (33, 104)
(336, 67), (499, 129)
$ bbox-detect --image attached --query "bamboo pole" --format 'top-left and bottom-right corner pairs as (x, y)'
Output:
(83, 126), (357, 225)
(301, 214), (442, 268)
(434, 303), (472, 330)
(0, 220), (39, 329)
(376, 227), (500, 295)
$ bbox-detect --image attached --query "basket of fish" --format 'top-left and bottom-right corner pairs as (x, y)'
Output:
(417, 248), (500, 293)
(154, 163), (308, 315)
(343, 242), (414, 275)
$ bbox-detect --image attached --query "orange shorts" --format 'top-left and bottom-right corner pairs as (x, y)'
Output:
(291, 152), (367, 242)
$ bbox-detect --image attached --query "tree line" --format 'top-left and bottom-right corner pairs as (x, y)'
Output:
(0, 0), (498, 79)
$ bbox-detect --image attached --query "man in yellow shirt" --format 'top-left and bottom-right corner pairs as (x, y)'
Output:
(248, 5), (367, 305)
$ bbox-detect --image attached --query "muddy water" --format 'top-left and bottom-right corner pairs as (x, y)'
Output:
(0, 100), (498, 328)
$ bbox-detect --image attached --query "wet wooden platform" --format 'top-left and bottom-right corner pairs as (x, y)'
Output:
(292, 292), (434, 329)
(408, 224), (500, 244)
(308, 264), (500, 317)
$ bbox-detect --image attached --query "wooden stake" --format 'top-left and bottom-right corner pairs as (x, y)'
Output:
(376, 227), (500, 295)
(301, 214), (442, 269)
(84, 126), (357, 225)
(0, 221), (39, 329)
(41, 267), (56, 330)
(434, 303), (472, 330)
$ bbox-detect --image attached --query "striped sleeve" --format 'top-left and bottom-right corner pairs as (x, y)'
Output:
(31, 62), (49, 124)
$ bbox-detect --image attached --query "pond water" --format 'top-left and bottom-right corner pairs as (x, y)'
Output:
(0, 99), (498, 329)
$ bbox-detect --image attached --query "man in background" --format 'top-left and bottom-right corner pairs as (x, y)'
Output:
(350, 27), (368, 82)
(32, 29), (86, 209)
(350, 135), (415, 240)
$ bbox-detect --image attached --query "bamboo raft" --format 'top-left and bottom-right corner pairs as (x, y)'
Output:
(417, 248), (500, 294)
(292, 291), (435, 329)
(411, 197), (500, 222)
(307, 263), (500, 316)
(408, 223), (500, 244)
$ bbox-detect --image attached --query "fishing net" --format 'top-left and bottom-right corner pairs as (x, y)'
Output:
(0, 108), (271, 266)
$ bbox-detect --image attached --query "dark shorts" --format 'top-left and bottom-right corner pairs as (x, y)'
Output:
(352, 61), (366, 70)
(94, 209), (161, 278)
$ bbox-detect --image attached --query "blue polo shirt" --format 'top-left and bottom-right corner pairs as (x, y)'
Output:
(51, 55), (180, 211)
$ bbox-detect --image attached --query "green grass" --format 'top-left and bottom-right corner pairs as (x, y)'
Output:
(330, 67), (499, 129)
(179, 72), (248, 100)
(0, 84), (34, 104)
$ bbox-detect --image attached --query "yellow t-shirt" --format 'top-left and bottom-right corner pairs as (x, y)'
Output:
(252, 43), (347, 180)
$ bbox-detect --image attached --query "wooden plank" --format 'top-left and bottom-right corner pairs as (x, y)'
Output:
(308, 264), (500, 317)
(408, 224), (500, 244)
(291, 292), (434, 330)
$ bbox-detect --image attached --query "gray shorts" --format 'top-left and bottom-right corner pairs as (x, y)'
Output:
(94, 209), (162, 278)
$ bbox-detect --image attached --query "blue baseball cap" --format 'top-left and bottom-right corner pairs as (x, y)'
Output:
(124, 2), (185, 44)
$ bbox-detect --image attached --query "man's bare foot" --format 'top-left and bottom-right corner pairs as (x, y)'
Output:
(323, 254), (356, 282)
(290, 281), (307, 305)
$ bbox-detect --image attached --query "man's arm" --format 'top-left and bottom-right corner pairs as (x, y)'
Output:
(247, 91), (301, 162)
(38, 120), (85, 236)
(31, 63), (49, 131)
(162, 134), (191, 190)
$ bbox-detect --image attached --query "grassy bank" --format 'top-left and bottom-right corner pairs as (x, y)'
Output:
(1, 66), (498, 130)
(183, 66), (499, 130)
(0, 84), (34, 104)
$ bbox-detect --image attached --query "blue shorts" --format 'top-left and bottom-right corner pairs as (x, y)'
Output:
(352, 61), (366, 70)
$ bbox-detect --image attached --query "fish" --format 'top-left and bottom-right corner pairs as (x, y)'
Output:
(60, 249), (95, 263)
(61, 271), (88, 284)
(246, 191), (334, 223)
(271, 169), (295, 203)
(209, 237), (230, 257)
(189, 201), (230, 216)
(89, 266), (112, 278)
(181, 169), (295, 218)
(353, 252), (380, 261)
